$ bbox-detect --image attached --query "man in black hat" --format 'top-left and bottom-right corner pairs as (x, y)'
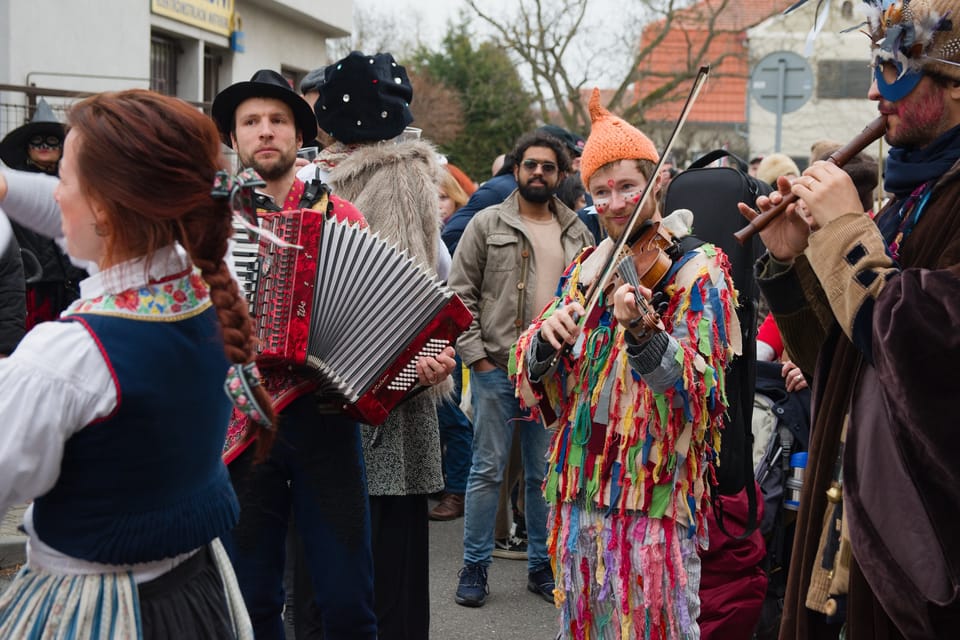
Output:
(211, 69), (361, 220)
(0, 98), (85, 330)
(211, 70), (378, 640)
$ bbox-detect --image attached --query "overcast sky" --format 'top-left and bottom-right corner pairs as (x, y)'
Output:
(354, 0), (635, 88)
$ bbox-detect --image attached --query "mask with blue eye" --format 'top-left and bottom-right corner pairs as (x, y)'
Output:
(874, 56), (924, 101)
(873, 20), (926, 101)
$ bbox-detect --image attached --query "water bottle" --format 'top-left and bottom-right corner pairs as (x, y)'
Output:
(784, 451), (807, 510)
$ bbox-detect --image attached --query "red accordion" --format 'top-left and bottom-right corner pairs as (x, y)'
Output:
(232, 208), (471, 424)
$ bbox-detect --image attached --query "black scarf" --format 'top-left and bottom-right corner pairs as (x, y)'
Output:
(884, 123), (960, 197)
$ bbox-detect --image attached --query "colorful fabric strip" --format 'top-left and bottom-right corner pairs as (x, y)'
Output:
(224, 362), (271, 429)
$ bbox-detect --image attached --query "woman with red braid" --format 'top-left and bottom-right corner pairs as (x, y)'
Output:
(0, 90), (265, 638)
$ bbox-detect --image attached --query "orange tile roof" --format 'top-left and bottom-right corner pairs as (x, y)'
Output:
(635, 0), (794, 124)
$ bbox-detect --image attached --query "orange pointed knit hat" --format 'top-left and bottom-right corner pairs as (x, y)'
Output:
(580, 88), (659, 188)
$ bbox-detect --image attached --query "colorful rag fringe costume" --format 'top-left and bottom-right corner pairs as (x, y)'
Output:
(511, 230), (740, 640)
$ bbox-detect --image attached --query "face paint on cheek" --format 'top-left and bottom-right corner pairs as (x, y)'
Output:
(594, 202), (607, 214)
(907, 94), (944, 124)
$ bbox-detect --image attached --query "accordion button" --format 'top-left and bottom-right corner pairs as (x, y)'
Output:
(517, 282), (524, 290)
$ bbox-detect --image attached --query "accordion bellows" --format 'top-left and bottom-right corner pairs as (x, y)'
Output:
(233, 209), (471, 424)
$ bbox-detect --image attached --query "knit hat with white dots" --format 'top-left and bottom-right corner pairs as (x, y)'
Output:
(314, 51), (414, 144)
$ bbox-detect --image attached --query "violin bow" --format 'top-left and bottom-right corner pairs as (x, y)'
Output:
(547, 66), (711, 367)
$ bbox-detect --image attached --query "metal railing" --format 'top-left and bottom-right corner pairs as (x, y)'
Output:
(0, 84), (211, 140)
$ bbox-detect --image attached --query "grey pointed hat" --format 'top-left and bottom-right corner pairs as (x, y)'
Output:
(0, 98), (65, 170)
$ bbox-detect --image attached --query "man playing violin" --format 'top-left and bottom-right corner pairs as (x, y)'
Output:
(742, 1), (960, 638)
(511, 89), (740, 639)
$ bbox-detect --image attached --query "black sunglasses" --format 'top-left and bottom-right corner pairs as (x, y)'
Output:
(520, 159), (558, 174)
(29, 135), (62, 149)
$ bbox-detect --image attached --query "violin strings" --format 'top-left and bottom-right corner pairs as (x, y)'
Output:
(615, 255), (652, 315)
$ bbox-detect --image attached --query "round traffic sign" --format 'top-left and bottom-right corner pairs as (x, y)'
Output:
(750, 51), (813, 114)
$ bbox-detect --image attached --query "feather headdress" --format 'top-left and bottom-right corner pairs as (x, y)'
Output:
(864, 0), (960, 77)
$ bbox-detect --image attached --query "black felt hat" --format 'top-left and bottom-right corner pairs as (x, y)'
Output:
(537, 124), (586, 158)
(314, 51), (413, 144)
(211, 69), (317, 147)
(300, 66), (327, 95)
(0, 98), (65, 170)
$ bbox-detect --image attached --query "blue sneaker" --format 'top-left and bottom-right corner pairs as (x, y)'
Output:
(455, 562), (489, 607)
(527, 561), (556, 604)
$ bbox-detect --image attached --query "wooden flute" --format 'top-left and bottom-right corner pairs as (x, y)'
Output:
(734, 116), (887, 245)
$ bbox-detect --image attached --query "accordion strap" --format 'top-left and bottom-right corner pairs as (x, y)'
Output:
(223, 362), (272, 429)
(299, 171), (331, 212)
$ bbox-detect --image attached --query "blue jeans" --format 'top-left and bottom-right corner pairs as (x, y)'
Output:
(462, 366), (550, 572)
(436, 356), (473, 494)
(224, 395), (377, 640)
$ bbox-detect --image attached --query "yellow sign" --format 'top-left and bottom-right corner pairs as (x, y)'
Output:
(151, 0), (235, 37)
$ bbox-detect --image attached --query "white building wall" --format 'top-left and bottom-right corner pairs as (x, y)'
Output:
(747, 2), (877, 162)
(5, 0), (151, 93)
(230, 1), (335, 82)
(0, 0), (352, 123)
(0, 0), (12, 89)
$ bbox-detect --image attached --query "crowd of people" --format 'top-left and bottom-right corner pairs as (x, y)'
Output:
(1, 0), (959, 637)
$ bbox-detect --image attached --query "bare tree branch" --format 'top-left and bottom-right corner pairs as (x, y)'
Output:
(326, 1), (424, 62)
(465, 0), (771, 142)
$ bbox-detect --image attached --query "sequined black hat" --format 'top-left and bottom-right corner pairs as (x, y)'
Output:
(314, 51), (414, 144)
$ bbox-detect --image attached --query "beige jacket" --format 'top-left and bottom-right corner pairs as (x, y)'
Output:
(448, 190), (593, 369)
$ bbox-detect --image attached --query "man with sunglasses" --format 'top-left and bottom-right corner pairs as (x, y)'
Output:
(448, 130), (593, 607)
(0, 98), (85, 330)
(744, 1), (960, 637)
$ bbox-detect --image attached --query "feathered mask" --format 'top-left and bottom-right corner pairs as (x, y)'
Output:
(863, 0), (959, 100)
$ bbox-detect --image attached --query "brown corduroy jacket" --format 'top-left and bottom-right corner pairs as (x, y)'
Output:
(758, 159), (960, 640)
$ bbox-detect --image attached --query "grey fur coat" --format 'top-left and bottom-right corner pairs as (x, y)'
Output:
(328, 139), (448, 496)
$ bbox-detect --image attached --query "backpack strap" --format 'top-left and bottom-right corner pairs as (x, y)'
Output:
(662, 234), (704, 284)
(686, 149), (750, 172)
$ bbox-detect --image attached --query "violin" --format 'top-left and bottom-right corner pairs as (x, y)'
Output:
(601, 220), (675, 335)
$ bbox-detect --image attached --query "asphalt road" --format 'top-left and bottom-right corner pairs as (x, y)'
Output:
(0, 503), (560, 639)
(428, 510), (559, 639)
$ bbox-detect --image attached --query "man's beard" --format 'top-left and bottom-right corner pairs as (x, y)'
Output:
(885, 86), (950, 149)
(517, 181), (555, 204)
(239, 148), (295, 182)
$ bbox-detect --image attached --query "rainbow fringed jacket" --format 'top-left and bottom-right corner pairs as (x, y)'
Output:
(511, 232), (741, 540)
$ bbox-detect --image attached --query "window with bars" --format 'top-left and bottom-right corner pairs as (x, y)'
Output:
(817, 60), (872, 99)
(204, 47), (223, 106)
(280, 67), (304, 93)
(150, 34), (179, 96)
